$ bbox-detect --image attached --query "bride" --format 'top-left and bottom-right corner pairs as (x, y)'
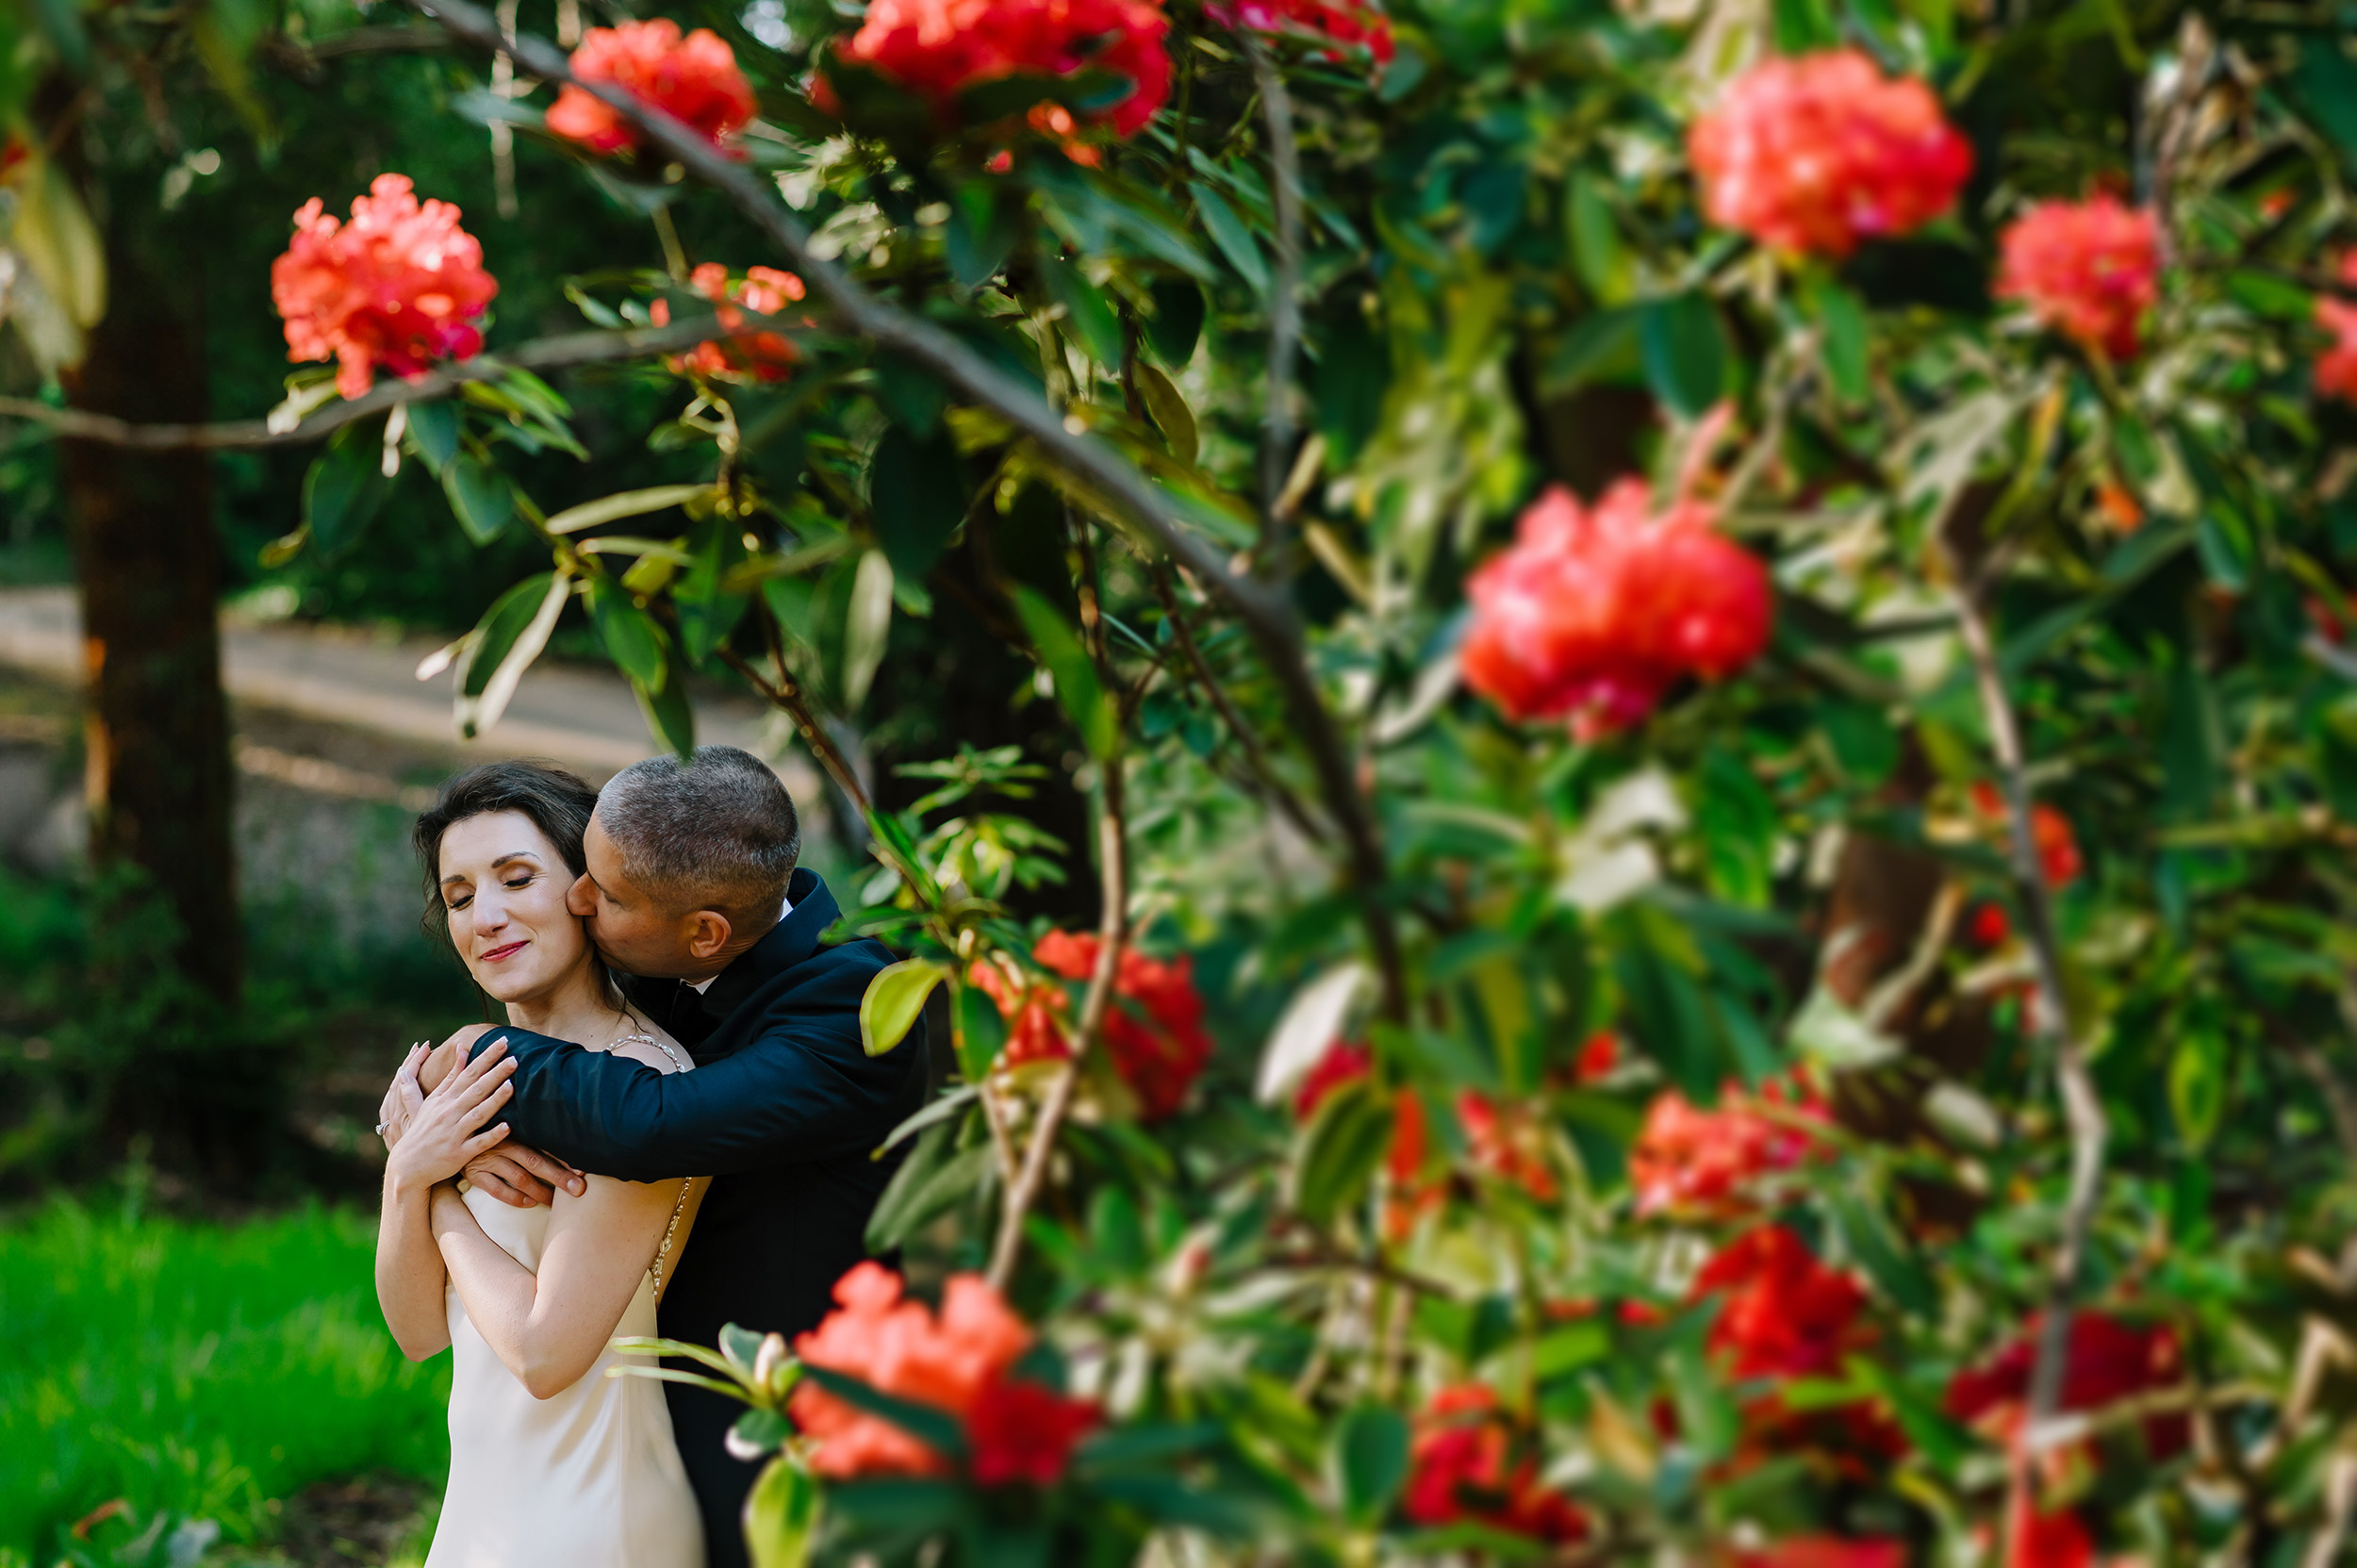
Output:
(373, 760), (707, 1568)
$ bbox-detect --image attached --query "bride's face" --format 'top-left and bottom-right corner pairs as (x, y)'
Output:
(437, 810), (592, 1004)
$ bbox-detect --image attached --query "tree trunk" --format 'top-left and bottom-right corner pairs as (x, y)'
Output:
(58, 243), (241, 1008)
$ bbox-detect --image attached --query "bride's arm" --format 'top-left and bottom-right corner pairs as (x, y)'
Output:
(376, 1042), (518, 1361)
(428, 1170), (699, 1399)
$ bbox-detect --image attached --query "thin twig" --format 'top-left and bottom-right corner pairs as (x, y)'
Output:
(403, 0), (1406, 1018)
(0, 317), (733, 450)
(1149, 567), (1331, 843)
(1240, 33), (1302, 569)
(716, 641), (871, 817)
(1948, 568), (2108, 1457)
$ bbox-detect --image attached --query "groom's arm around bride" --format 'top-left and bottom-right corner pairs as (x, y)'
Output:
(420, 745), (927, 1568)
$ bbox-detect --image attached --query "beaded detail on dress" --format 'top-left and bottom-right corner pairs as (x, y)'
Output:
(612, 1031), (692, 1300)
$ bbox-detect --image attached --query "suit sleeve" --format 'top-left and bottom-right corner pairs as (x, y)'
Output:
(471, 950), (925, 1182)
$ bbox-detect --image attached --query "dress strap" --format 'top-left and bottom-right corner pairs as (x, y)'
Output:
(610, 1026), (694, 1299)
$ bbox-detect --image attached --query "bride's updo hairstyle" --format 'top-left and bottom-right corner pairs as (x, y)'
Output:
(412, 759), (602, 942)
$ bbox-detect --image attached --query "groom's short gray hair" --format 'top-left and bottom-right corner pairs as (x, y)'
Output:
(598, 745), (799, 916)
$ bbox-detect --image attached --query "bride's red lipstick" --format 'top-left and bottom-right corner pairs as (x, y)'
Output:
(481, 940), (529, 964)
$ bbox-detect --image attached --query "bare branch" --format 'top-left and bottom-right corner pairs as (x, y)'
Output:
(0, 318), (731, 450)
(1947, 565), (2108, 1457)
(402, 0), (1408, 1017)
(1240, 33), (1303, 569)
(1149, 567), (1332, 844)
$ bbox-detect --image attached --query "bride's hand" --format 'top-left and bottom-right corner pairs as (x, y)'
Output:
(386, 1038), (518, 1191)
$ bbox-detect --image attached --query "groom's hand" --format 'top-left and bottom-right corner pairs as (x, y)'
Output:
(462, 1142), (585, 1208)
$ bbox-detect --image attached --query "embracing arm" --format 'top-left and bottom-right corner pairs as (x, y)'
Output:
(469, 961), (927, 1182)
(428, 1173), (695, 1399)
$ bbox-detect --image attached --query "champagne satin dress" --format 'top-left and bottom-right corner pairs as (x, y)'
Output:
(422, 1043), (704, 1568)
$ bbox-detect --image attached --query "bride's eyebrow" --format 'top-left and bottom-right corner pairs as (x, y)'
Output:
(439, 851), (544, 888)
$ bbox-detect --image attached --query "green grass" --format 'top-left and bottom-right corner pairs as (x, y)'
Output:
(0, 1195), (450, 1561)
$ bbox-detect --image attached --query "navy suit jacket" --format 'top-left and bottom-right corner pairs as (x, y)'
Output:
(468, 867), (925, 1568)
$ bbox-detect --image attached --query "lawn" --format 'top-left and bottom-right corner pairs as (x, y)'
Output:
(0, 1194), (449, 1563)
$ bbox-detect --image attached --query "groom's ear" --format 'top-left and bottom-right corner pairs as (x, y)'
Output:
(682, 908), (734, 961)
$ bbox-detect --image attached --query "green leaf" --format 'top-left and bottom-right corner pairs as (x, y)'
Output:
(2292, 40), (2357, 173)
(1532, 1320), (1610, 1379)
(303, 420), (393, 560)
(1191, 182), (1269, 294)
(841, 550), (896, 710)
(1291, 1077), (1395, 1227)
(1566, 175), (1633, 305)
(945, 180), (1020, 291)
(1134, 363), (1199, 467)
(868, 425), (967, 584)
(1807, 277), (1871, 404)
(675, 515), (752, 668)
(1039, 249), (1125, 367)
(871, 355), (946, 439)
(443, 453), (517, 546)
(954, 983), (1006, 1082)
(545, 483), (712, 536)
(744, 1454), (820, 1568)
(1144, 279), (1206, 367)
(861, 959), (948, 1057)
(1610, 907), (1724, 1103)
(1011, 586), (1116, 759)
(1542, 307), (1640, 396)
(633, 637), (696, 759)
(1640, 292), (1728, 420)
(405, 400), (461, 472)
(866, 1126), (991, 1252)
(1331, 1405), (1409, 1527)
(2169, 1008), (2229, 1150)
(2226, 270), (2314, 322)
(455, 572), (569, 739)
(586, 576), (668, 691)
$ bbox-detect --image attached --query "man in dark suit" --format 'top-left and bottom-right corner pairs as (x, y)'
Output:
(420, 745), (926, 1568)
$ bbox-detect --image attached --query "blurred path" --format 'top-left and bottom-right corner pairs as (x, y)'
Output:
(0, 586), (818, 795)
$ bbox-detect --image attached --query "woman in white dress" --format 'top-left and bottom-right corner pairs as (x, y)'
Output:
(373, 761), (707, 1568)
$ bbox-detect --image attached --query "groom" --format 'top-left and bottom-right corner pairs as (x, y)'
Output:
(430, 744), (926, 1568)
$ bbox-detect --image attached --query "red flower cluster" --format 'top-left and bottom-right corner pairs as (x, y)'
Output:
(1405, 1385), (1588, 1543)
(1628, 1081), (1826, 1218)
(818, 0), (1172, 139)
(1994, 195), (2161, 361)
(969, 933), (1211, 1117)
(1969, 783), (2084, 888)
(1204, 0), (1393, 62)
(1456, 1090), (1560, 1202)
(272, 173), (499, 400)
(2004, 1506), (2097, 1568)
(2316, 254), (2357, 404)
(1945, 1310), (2186, 1460)
(1688, 48), (1972, 258)
(1462, 480), (1773, 739)
(650, 262), (805, 383)
(790, 1262), (1100, 1482)
(1693, 1225), (1870, 1380)
(546, 19), (758, 157)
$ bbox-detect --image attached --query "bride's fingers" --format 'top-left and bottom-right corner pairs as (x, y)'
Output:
(436, 1036), (509, 1099)
(463, 1121), (513, 1157)
(454, 1078), (515, 1133)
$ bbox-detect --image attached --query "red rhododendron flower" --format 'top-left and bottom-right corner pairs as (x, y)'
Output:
(2004, 1504), (2096, 1568)
(1385, 1086), (1444, 1240)
(1694, 1225), (1870, 1380)
(1461, 480), (1772, 739)
(1946, 1311), (2186, 1460)
(1456, 1090), (1559, 1202)
(1969, 901), (2014, 949)
(272, 173), (499, 401)
(1970, 784), (2084, 888)
(1688, 48), (1972, 258)
(2316, 254), (2357, 403)
(789, 1263), (1038, 1477)
(1035, 931), (1212, 1119)
(546, 19), (757, 157)
(650, 262), (805, 383)
(1994, 195), (2161, 361)
(1205, 0), (1393, 62)
(1294, 1039), (1372, 1120)
(1736, 1538), (1908, 1568)
(1628, 1081), (1826, 1217)
(1572, 1029), (1621, 1082)
(967, 955), (1071, 1065)
(817, 0), (1172, 139)
(966, 1374), (1101, 1486)
(1405, 1385), (1588, 1543)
